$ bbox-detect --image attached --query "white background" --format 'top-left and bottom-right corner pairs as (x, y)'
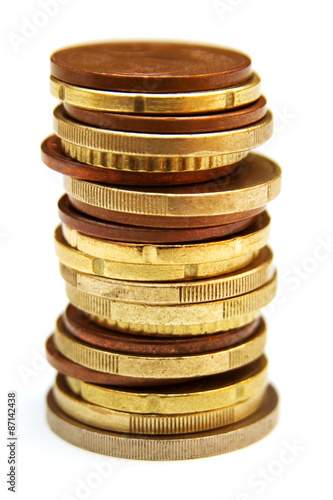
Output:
(1, 0), (332, 499)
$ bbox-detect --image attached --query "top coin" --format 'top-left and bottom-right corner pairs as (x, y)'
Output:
(50, 42), (252, 92)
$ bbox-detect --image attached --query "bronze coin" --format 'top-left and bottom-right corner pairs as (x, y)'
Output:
(46, 335), (204, 387)
(41, 135), (238, 186)
(58, 195), (257, 244)
(50, 42), (251, 92)
(63, 97), (267, 134)
(64, 305), (262, 356)
(69, 196), (264, 229)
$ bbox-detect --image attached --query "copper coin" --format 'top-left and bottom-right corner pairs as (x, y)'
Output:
(41, 135), (238, 187)
(58, 195), (257, 244)
(50, 42), (251, 92)
(69, 196), (264, 229)
(46, 335), (204, 387)
(63, 97), (267, 133)
(64, 305), (262, 356)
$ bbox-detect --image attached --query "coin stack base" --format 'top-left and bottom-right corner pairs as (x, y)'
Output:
(42, 41), (281, 460)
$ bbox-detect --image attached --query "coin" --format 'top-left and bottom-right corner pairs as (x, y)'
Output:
(46, 383), (278, 460)
(53, 373), (266, 435)
(63, 96), (267, 133)
(54, 315), (266, 379)
(41, 135), (239, 187)
(50, 42), (252, 92)
(59, 246), (274, 305)
(64, 305), (262, 355)
(65, 355), (268, 414)
(46, 335), (196, 387)
(55, 227), (256, 282)
(62, 152), (281, 228)
(54, 105), (273, 169)
(64, 274), (276, 335)
(50, 72), (261, 115)
(58, 195), (257, 244)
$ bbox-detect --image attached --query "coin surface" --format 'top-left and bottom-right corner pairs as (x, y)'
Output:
(58, 195), (257, 244)
(55, 227), (256, 282)
(63, 153), (281, 228)
(46, 335), (197, 387)
(46, 383), (278, 460)
(54, 315), (266, 379)
(54, 105), (273, 167)
(50, 72), (261, 114)
(59, 246), (274, 305)
(64, 305), (262, 355)
(63, 97), (267, 134)
(50, 42), (252, 92)
(66, 355), (268, 414)
(41, 135), (239, 186)
(64, 274), (276, 335)
(53, 373), (266, 435)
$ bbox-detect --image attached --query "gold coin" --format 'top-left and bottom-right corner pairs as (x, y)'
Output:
(50, 72), (261, 114)
(59, 246), (274, 305)
(58, 211), (270, 281)
(54, 315), (266, 378)
(47, 384), (278, 460)
(62, 153), (281, 217)
(66, 355), (268, 414)
(53, 374), (266, 435)
(53, 106), (272, 171)
(56, 233), (260, 283)
(64, 274), (276, 335)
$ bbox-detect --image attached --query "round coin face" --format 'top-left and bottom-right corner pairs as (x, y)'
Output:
(50, 42), (252, 92)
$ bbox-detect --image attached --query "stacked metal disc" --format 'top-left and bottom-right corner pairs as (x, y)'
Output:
(42, 42), (282, 460)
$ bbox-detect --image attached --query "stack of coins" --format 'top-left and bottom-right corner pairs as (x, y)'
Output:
(42, 42), (281, 460)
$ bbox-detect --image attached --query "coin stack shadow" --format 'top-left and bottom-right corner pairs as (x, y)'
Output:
(42, 42), (282, 460)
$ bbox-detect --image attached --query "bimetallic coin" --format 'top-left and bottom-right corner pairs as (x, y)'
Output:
(65, 355), (268, 414)
(53, 374), (266, 435)
(46, 384), (278, 460)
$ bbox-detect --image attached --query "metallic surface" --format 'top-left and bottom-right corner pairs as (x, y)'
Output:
(50, 42), (252, 92)
(50, 72), (261, 114)
(65, 355), (268, 414)
(58, 195), (258, 244)
(64, 305), (262, 355)
(53, 105), (273, 163)
(53, 374), (266, 435)
(54, 315), (266, 378)
(55, 229), (260, 283)
(64, 274), (277, 335)
(47, 384), (278, 460)
(62, 153), (281, 227)
(63, 97), (267, 134)
(41, 135), (240, 187)
(59, 247), (274, 305)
